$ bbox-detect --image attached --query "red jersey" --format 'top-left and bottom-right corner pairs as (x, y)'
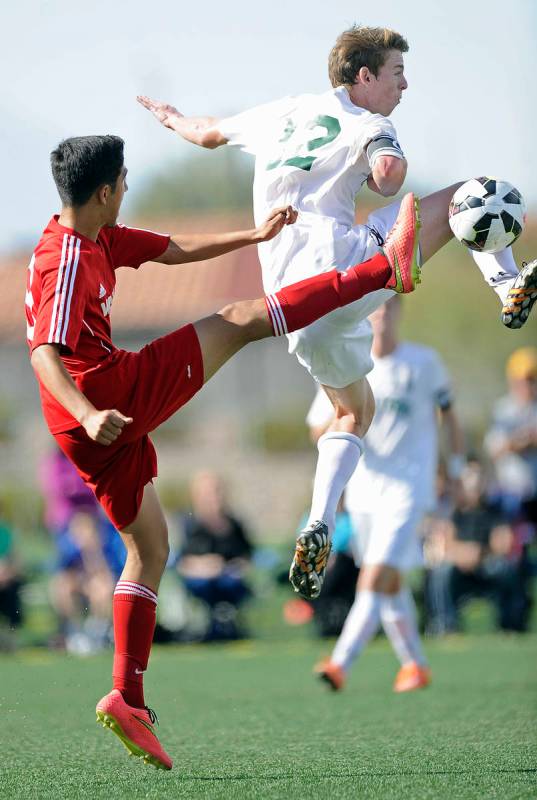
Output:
(26, 216), (170, 433)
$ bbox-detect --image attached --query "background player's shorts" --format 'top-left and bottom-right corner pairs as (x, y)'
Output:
(54, 324), (203, 530)
(348, 497), (426, 572)
(286, 198), (402, 388)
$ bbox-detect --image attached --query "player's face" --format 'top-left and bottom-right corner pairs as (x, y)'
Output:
(106, 166), (128, 224)
(369, 50), (407, 116)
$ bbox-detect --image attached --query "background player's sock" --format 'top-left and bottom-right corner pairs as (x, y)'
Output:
(265, 254), (391, 335)
(306, 432), (363, 534)
(380, 587), (427, 667)
(112, 580), (157, 709)
(331, 589), (382, 672)
(470, 247), (518, 304)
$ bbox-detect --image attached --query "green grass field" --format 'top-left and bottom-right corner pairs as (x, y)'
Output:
(1, 634), (536, 799)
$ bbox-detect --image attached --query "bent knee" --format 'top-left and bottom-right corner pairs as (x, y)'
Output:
(219, 301), (266, 342)
(359, 564), (402, 594)
(332, 402), (374, 438)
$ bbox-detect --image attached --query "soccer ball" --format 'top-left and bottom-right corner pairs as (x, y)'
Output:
(448, 177), (526, 253)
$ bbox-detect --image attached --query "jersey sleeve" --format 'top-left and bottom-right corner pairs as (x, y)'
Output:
(427, 351), (453, 410)
(357, 115), (405, 169)
(107, 224), (170, 269)
(31, 246), (88, 355)
(218, 96), (297, 155)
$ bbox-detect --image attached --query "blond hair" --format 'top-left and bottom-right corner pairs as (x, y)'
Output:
(328, 25), (409, 88)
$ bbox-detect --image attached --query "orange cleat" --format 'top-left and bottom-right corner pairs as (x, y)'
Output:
(393, 662), (431, 693)
(96, 689), (173, 770)
(314, 658), (346, 691)
(383, 192), (422, 293)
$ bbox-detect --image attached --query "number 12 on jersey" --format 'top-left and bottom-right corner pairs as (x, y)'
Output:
(267, 115), (341, 172)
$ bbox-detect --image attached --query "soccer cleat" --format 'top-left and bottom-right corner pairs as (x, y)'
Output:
(383, 193), (422, 293)
(289, 520), (331, 599)
(501, 260), (537, 329)
(314, 658), (346, 691)
(96, 689), (173, 770)
(393, 662), (431, 693)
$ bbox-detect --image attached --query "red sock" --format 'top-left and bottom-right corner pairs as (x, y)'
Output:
(265, 252), (390, 335)
(112, 580), (158, 709)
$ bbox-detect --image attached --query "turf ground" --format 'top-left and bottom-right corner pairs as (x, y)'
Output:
(1, 634), (536, 800)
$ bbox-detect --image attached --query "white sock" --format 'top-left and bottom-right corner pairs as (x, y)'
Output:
(331, 589), (382, 672)
(470, 247), (518, 304)
(306, 432), (363, 535)
(380, 587), (427, 668)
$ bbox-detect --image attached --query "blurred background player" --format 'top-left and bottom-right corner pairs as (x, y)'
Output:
(27, 135), (418, 769)
(139, 24), (536, 601)
(307, 295), (465, 692)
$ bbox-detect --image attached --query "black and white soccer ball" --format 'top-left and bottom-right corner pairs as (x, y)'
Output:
(448, 177), (526, 253)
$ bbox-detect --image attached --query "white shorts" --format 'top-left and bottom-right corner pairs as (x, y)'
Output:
(285, 199), (402, 388)
(348, 496), (426, 572)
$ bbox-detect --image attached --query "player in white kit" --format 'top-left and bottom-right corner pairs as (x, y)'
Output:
(308, 295), (465, 692)
(138, 25), (536, 600)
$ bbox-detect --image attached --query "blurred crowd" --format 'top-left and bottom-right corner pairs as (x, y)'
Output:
(0, 345), (535, 653)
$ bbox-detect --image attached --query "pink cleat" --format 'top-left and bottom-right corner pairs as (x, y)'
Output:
(96, 689), (173, 770)
(383, 192), (422, 293)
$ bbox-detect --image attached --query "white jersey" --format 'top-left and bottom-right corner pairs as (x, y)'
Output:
(307, 342), (453, 512)
(219, 87), (404, 293)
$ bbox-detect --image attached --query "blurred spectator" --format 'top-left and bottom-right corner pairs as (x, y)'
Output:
(51, 511), (117, 653)
(39, 446), (99, 534)
(0, 505), (24, 649)
(39, 447), (125, 652)
(485, 346), (537, 524)
(424, 459), (532, 634)
(177, 471), (253, 641)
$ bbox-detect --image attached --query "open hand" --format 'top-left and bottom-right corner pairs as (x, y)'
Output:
(137, 95), (183, 129)
(255, 206), (298, 242)
(81, 409), (133, 446)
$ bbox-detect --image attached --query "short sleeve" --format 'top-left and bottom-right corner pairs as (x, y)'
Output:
(355, 114), (404, 169)
(32, 245), (87, 354)
(107, 224), (170, 269)
(427, 351), (453, 410)
(218, 96), (297, 155)
(306, 387), (334, 428)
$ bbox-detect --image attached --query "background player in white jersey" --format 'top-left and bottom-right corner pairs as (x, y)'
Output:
(138, 25), (535, 600)
(308, 295), (465, 692)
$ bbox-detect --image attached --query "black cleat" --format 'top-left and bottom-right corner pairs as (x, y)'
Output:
(289, 521), (331, 599)
(502, 260), (537, 329)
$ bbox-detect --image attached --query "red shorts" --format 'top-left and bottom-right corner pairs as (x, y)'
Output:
(54, 324), (203, 530)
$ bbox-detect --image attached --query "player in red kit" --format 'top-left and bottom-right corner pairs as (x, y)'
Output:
(28, 134), (420, 769)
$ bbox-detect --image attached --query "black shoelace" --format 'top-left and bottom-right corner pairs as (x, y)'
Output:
(145, 707), (159, 726)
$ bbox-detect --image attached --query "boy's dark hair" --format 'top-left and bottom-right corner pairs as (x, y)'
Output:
(50, 135), (125, 207)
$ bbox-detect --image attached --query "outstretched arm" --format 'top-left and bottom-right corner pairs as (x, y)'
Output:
(153, 206), (298, 265)
(137, 95), (227, 149)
